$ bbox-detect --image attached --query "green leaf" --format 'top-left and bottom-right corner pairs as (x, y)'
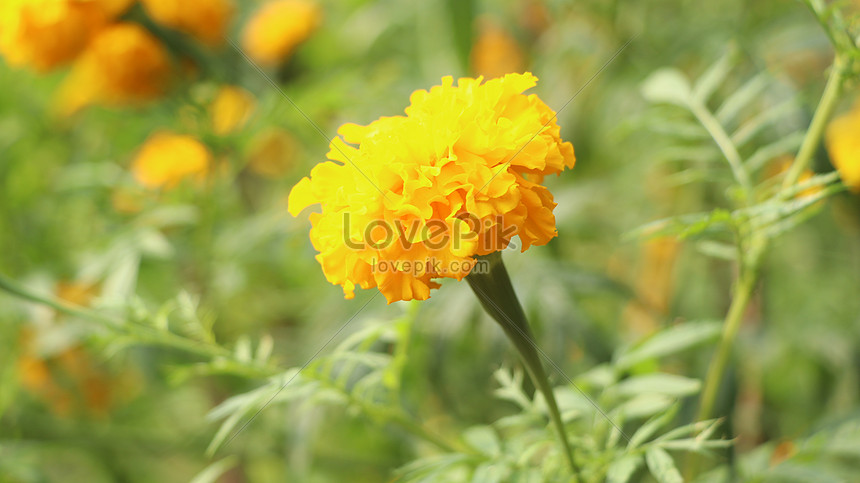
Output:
(628, 404), (680, 449)
(716, 74), (769, 125)
(471, 462), (510, 483)
(642, 68), (692, 106)
(645, 447), (683, 483)
(616, 374), (701, 399)
(463, 426), (501, 457)
(190, 457), (238, 483)
(657, 438), (733, 453)
(744, 131), (804, 172)
(692, 48), (737, 104)
(614, 393), (674, 420)
(730, 98), (796, 145)
(615, 321), (722, 370)
(606, 455), (642, 483)
(624, 209), (735, 241)
(695, 240), (737, 261)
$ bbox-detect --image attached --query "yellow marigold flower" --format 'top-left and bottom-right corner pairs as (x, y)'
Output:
(132, 131), (212, 189)
(826, 105), (860, 192)
(471, 18), (525, 79)
(241, 0), (321, 66)
(211, 85), (256, 135)
(247, 128), (298, 177)
(141, 0), (234, 47)
(58, 23), (171, 114)
(0, 0), (132, 72)
(288, 73), (575, 303)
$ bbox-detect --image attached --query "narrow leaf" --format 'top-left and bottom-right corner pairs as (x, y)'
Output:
(646, 447), (683, 483)
(615, 321), (722, 370)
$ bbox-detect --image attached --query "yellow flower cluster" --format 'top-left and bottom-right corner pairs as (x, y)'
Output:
(59, 23), (170, 114)
(141, 0), (234, 47)
(132, 131), (212, 189)
(242, 0), (322, 66)
(826, 104), (860, 192)
(0, 0), (132, 72)
(211, 85), (256, 135)
(289, 73), (575, 303)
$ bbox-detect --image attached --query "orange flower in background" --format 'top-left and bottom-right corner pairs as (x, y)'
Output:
(289, 73), (575, 303)
(211, 85), (256, 135)
(471, 18), (525, 79)
(132, 131), (212, 189)
(826, 104), (860, 192)
(0, 0), (132, 72)
(141, 0), (235, 47)
(56, 280), (99, 306)
(242, 0), (322, 66)
(765, 156), (821, 198)
(58, 23), (171, 114)
(17, 283), (124, 418)
(18, 333), (122, 418)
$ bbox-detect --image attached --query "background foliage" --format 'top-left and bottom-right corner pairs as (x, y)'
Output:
(2, 0), (860, 481)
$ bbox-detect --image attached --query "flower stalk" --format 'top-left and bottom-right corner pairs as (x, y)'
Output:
(466, 251), (579, 475)
(696, 238), (764, 422)
(781, 55), (847, 191)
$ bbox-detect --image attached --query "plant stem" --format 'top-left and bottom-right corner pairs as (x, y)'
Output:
(782, 56), (846, 191)
(697, 238), (767, 421)
(466, 252), (579, 476)
(0, 272), (274, 378)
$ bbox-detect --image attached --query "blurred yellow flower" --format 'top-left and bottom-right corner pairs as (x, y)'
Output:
(826, 105), (860, 192)
(765, 156), (821, 198)
(0, 0), (132, 72)
(211, 85), (256, 135)
(132, 131), (212, 189)
(58, 23), (171, 114)
(141, 0), (234, 47)
(241, 0), (321, 66)
(471, 19), (525, 79)
(56, 280), (99, 306)
(247, 128), (298, 177)
(288, 73), (575, 303)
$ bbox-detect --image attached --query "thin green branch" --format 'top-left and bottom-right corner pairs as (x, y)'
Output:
(0, 272), (274, 378)
(696, 240), (762, 422)
(782, 56), (847, 191)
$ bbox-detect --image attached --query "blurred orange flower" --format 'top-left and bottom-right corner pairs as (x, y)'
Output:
(56, 280), (99, 306)
(58, 23), (171, 114)
(211, 85), (256, 135)
(765, 156), (821, 198)
(18, 336), (120, 418)
(241, 0), (321, 66)
(0, 0), (132, 72)
(132, 131), (212, 189)
(471, 19), (525, 79)
(826, 104), (860, 192)
(141, 0), (235, 47)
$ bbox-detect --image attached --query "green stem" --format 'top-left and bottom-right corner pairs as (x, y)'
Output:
(782, 56), (846, 191)
(696, 240), (764, 422)
(466, 252), (579, 476)
(0, 272), (274, 378)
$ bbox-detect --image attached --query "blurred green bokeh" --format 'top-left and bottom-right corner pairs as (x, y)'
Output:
(2, 0), (860, 482)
